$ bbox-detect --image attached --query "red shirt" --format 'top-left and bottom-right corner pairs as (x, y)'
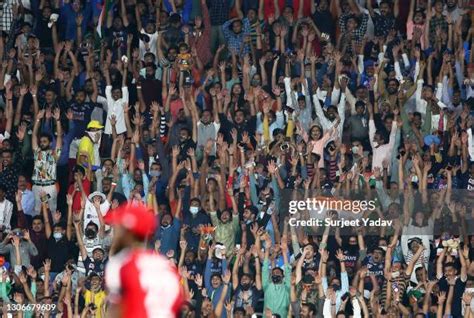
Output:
(67, 178), (91, 212)
(105, 249), (183, 318)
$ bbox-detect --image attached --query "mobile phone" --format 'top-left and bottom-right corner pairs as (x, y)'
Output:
(40, 193), (51, 203)
(280, 143), (289, 151)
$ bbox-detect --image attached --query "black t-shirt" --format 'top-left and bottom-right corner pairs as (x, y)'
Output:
(438, 276), (466, 317)
(343, 246), (359, 271)
(47, 236), (74, 273)
(233, 285), (262, 309)
(83, 256), (108, 277)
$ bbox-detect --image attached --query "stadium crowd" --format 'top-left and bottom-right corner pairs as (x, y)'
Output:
(0, 0), (473, 316)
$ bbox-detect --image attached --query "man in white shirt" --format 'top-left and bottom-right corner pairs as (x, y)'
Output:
(103, 63), (129, 136)
(0, 186), (13, 231)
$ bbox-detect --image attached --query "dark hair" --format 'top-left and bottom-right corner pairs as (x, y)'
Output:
(39, 133), (52, 142)
(32, 215), (44, 223)
(302, 303), (316, 313)
(86, 221), (99, 231)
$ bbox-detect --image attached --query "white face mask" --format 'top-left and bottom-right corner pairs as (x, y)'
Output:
(190, 206), (199, 215)
(87, 131), (102, 143)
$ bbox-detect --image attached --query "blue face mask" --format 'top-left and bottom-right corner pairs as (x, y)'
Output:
(150, 171), (161, 177)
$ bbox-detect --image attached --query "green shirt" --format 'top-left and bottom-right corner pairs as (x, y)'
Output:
(262, 259), (291, 317)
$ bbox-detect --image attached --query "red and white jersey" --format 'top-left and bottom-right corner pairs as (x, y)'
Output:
(105, 248), (183, 318)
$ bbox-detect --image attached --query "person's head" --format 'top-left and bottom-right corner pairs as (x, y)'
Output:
(231, 20), (242, 34)
(355, 101), (366, 115)
(300, 303), (316, 318)
(85, 221), (99, 240)
(383, 114), (394, 132)
(107, 208), (157, 253)
(347, 235), (358, 248)
(282, 6), (294, 21)
(233, 307), (245, 318)
(386, 79), (399, 95)
(234, 109), (246, 124)
(251, 73), (262, 87)
(413, 211), (426, 226)
(318, 0), (329, 10)
(184, 250), (196, 266)
(32, 216), (44, 233)
(1, 149), (13, 167)
(161, 213), (173, 228)
(415, 266), (426, 282)
(71, 0), (82, 12)
(112, 16), (123, 30)
(372, 247), (384, 262)
(246, 8), (257, 22)
(297, 95), (306, 109)
(73, 165), (86, 181)
(373, 130), (387, 146)
(303, 244), (315, 259)
(408, 237), (422, 253)
(52, 222), (66, 240)
(434, 0), (444, 13)
(346, 15), (359, 31)
(242, 206), (257, 222)
(446, 0), (457, 9)
(39, 133), (52, 151)
(144, 63), (157, 79)
(443, 262), (457, 278)
(326, 105), (338, 120)
(74, 89), (86, 104)
(143, 52), (156, 66)
(379, 0), (391, 15)
(413, 9), (425, 24)
(0, 186), (5, 201)
(17, 175), (28, 191)
(179, 127), (191, 143)
(167, 46), (178, 62)
(271, 267), (284, 284)
(178, 42), (189, 54)
(41, 6), (52, 19)
(200, 110), (212, 125)
(201, 297), (213, 316)
(144, 20), (156, 34)
(211, 273), (222, 288)
(169, 13), (182, 28)
(88, 273), (102, 291)
(92, 247), (105, 262)
(231, 83), (242, 96)
(422, 84), (434, 100)
(111, 87), (122, 101)
(102, 159), (114, 175)
(329, 277), (341, 291)
(219, 209), (232, 224)
(240, 273), (254, 290)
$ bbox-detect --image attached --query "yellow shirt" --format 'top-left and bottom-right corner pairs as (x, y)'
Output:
(84, 290), (106, 318)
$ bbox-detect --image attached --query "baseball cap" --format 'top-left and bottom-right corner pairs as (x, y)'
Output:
(87, 120), (104, 130)
(104, 204), (157, 239)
